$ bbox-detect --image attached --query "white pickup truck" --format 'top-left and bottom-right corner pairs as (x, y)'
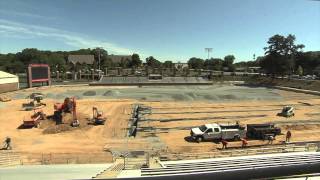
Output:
(190, 123), (246, 142)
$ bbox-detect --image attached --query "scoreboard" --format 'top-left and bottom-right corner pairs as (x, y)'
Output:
(27, 64), (51, 87)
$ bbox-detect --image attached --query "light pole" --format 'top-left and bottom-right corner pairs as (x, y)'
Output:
(98, 48), (101, 71)
(205, 48), (213, 60)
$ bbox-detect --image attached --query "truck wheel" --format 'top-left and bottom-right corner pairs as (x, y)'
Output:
(196, 137), (203, 143)
(234, 135), (240, 141)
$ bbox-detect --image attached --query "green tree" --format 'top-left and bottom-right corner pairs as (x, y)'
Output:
(91, 48), (108, 70)
(130, 53), (142, 68)
(261, 34), (304, 76)
(188, 57), (204, 69)
(204, 58), (224, 70)
(223, 55), (235, 71)
(296, 51), (320, 75)
(146, 56), (161, 68)
(163, 61), (174, 68)
(17, 48), (41, 65)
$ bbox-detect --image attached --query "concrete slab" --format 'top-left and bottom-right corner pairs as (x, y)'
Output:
(0, 164), (112, 180)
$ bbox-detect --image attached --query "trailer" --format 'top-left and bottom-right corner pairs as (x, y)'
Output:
(23, 109), (46, 128)
(246, 124), (281, 139)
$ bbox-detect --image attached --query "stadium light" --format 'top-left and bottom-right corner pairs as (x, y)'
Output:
(205, 48), (213, 60)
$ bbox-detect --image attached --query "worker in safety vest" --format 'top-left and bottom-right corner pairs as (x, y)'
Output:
(221, 139), (228, 149)
(241, 138), (248, 148)
(286, 131), (292, 143)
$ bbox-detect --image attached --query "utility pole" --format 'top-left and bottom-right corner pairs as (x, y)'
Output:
(98, 48), (101, 71)
(205, 48), (213, 60)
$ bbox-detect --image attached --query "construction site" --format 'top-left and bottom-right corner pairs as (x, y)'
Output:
(0, 82), (320, 179)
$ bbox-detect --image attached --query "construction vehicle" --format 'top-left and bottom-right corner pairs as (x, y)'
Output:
(190, 123), (246, 143)
(277, 106), (295, 117)
(190, 123), (281, 143)
(246, 124), (281, 140)
(22, 93), (46, 111)
(91, 107), (106, 125)
(23, 109), (46, 128)
(53, 97), (79, 127)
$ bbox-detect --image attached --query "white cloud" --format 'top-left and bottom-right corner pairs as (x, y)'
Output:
(0, 9), (56, 20)
(0, 19), (141, 55)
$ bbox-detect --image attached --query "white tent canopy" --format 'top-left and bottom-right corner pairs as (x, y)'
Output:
(0, 71), (19, 85)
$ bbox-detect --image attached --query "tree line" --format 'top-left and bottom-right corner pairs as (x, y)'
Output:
(185, 34), (320, 76)
(0, 34), (319, 76)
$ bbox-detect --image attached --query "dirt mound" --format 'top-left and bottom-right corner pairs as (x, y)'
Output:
(247, 76), (320, 92)
(83, 91), (96, 96)
(203, 94), (217, 100)
(171, 94), (194, 101)
(43, 124), (72, 134)
(42, 113), (91, 134)
(281, 124), (320, 131)
(218, 94), (237, 100)
(103, 90), (120, 96)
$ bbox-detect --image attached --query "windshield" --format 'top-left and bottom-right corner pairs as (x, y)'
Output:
(199, 125), (207, 132)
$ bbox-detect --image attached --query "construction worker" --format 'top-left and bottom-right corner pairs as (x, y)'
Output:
(286, 130), (292, 143)
(241, 138), (248, 148)
(267, 135), (274, 144)
(2, 137), (12, 150)
(221, 139), (228, 149)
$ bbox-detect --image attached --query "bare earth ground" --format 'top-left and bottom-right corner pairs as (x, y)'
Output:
(0, 85), (320, 163)
(0, 97), (135, 163)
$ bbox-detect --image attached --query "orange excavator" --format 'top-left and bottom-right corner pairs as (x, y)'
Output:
(53, 97), (79, 127)
(91, 106), (106, 125)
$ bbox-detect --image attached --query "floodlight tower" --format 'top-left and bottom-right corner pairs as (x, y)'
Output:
(205, 48), (213, 60)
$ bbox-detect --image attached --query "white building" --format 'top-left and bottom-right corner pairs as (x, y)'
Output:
(0, 71), (19, 93)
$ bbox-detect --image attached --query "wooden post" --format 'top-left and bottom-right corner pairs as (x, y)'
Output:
(56, 71), (60, 80)
(92, 70), (94, 80)
(47, 66), (51, 86)
(27, 65), (32, 88)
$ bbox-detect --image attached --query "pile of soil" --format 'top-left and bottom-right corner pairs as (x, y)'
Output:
(42, 113), (92, 134)
(103, 90), (120, 96)
(281, 124), (320, 131)
(43, 124), (72, 134)
(247, 76), (320, 92)
(83, 91), (96, 96)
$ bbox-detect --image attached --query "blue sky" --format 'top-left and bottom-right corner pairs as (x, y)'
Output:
(0, 0), (319, 62)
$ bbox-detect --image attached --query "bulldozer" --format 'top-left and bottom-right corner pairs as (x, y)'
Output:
(53, 97), (79, 127)
(23, 108), (46, 128)
(22, 93), (46, 111)
(277, 106), (295, 117)
(90, 107), (106, 125)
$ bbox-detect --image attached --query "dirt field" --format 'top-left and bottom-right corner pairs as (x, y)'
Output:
(138, 97), (320, 154)
(1, 85), (320, 163)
